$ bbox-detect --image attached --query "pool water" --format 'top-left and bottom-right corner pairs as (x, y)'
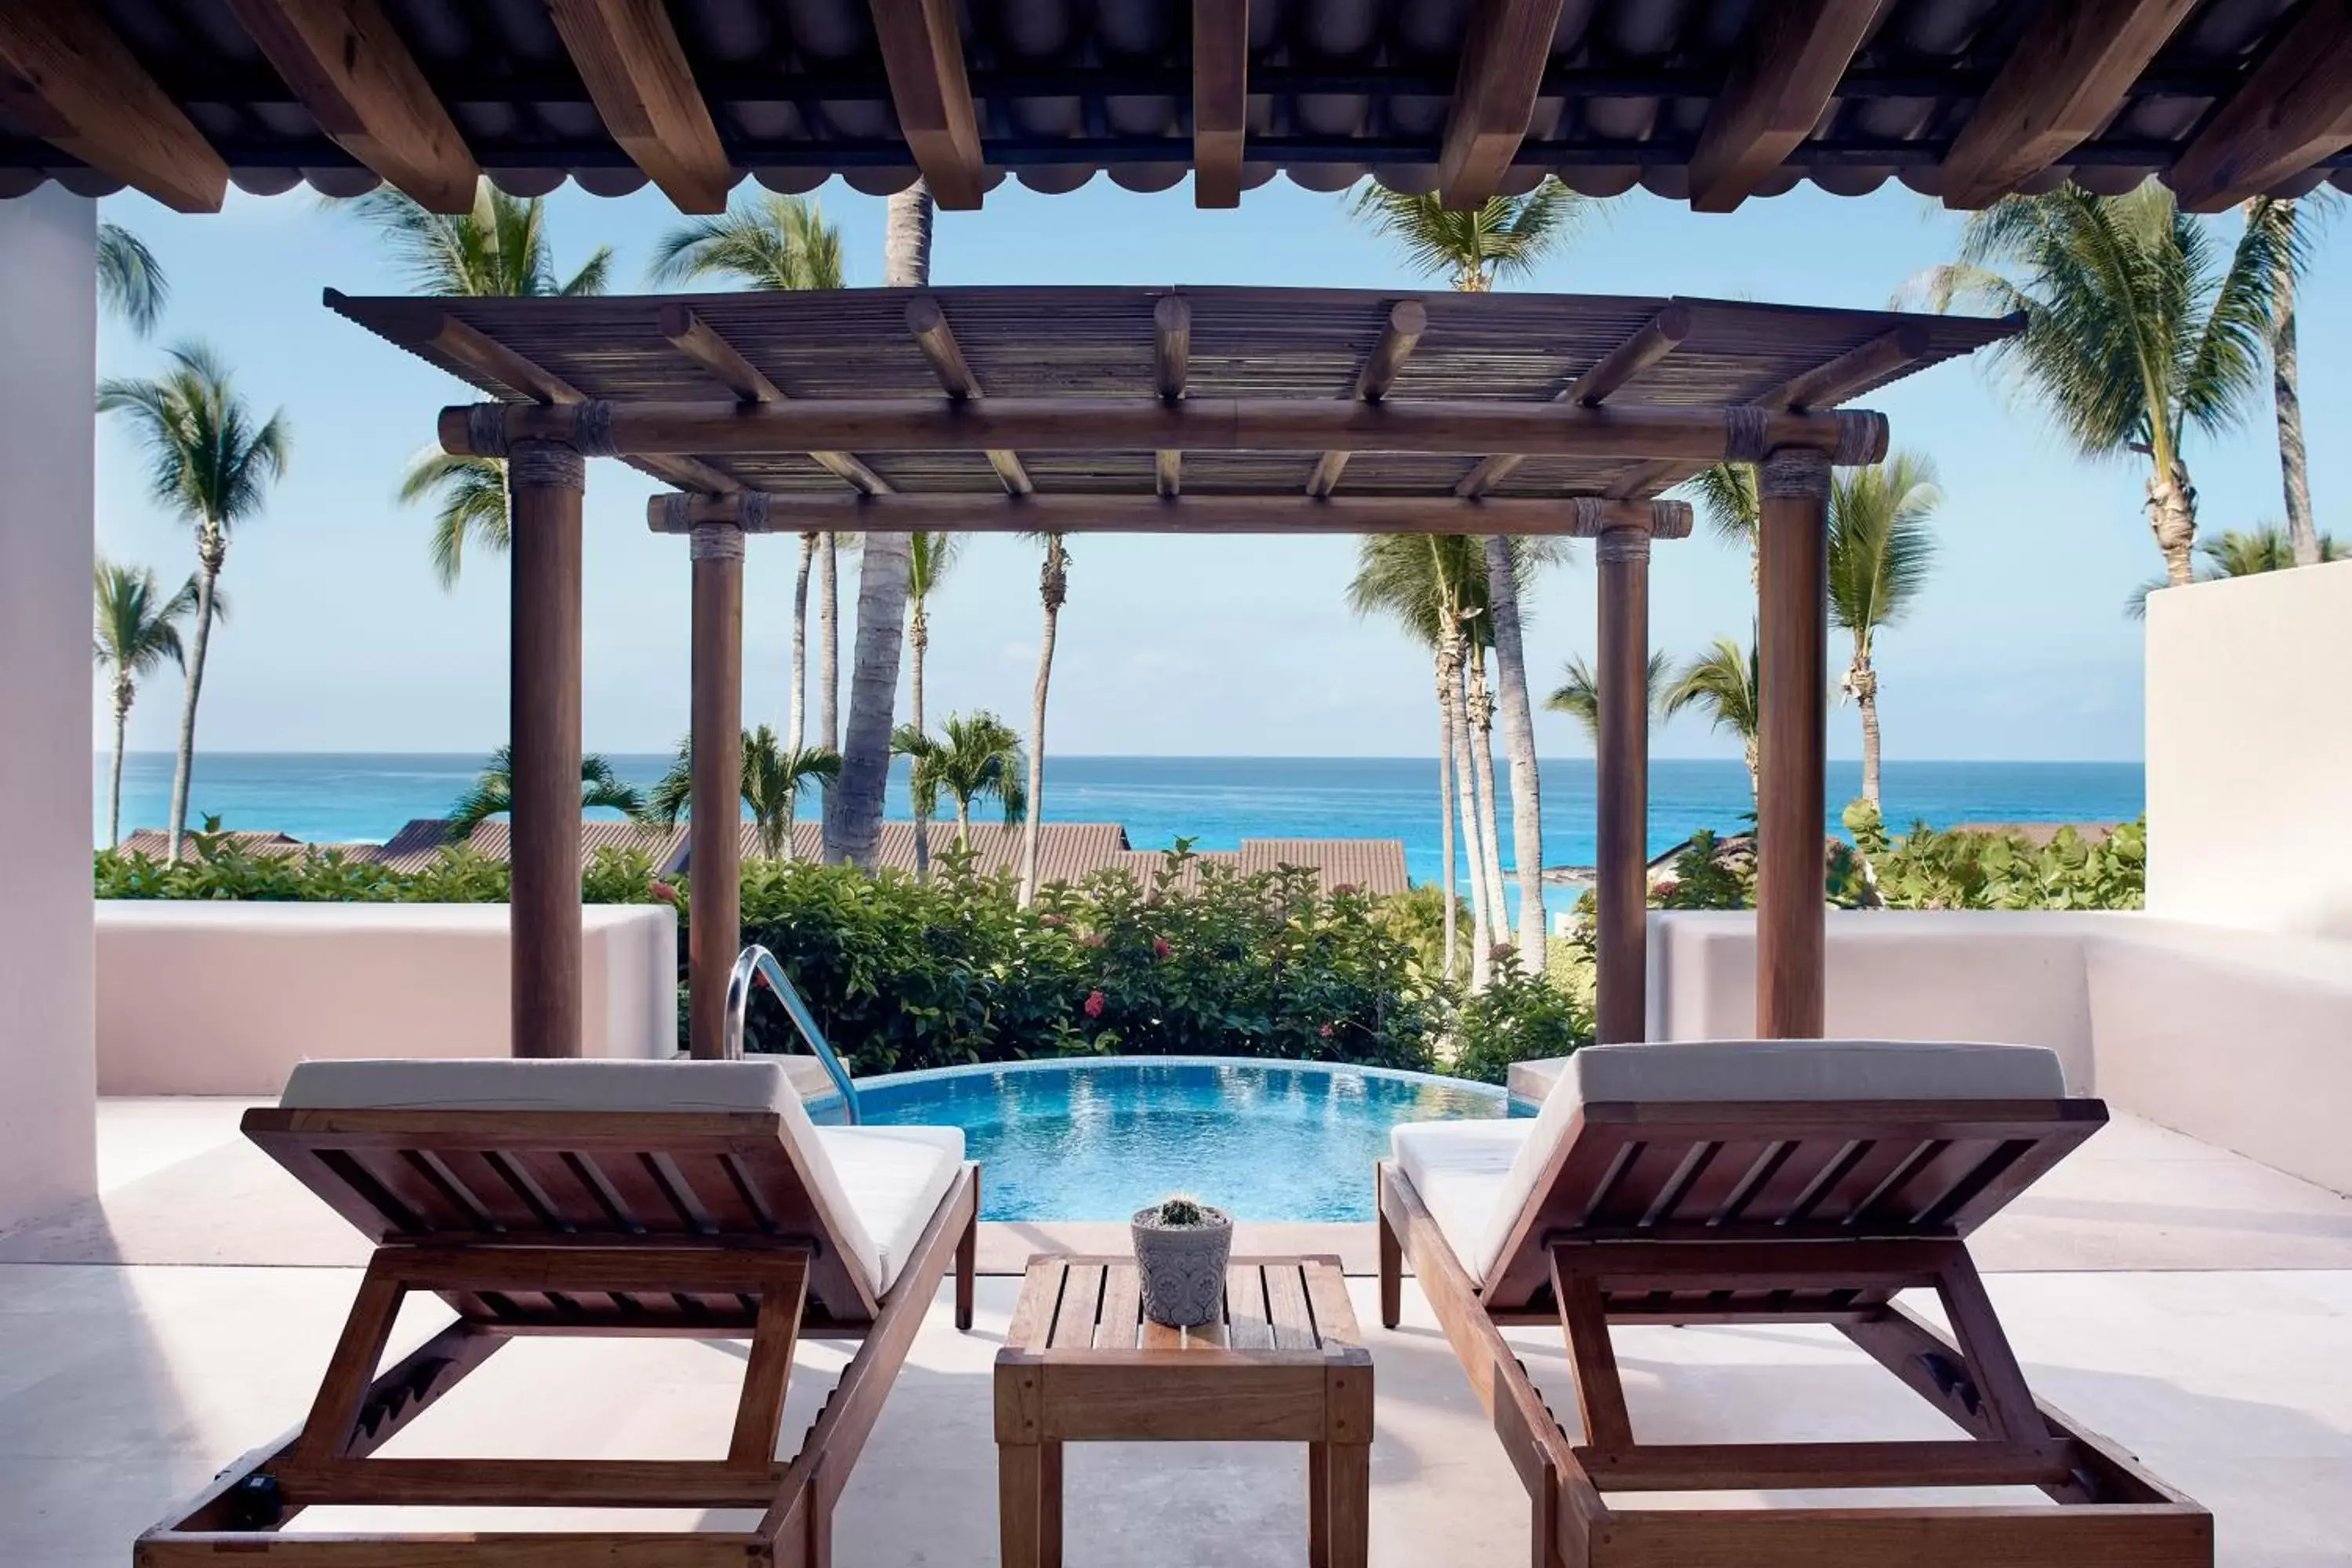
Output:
(813, 1056), (1519, 1221)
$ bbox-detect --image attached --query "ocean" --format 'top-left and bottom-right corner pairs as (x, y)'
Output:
(97, 753), (2144, 887)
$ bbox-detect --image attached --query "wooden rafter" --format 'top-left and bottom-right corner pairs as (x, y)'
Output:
(1936, 0), (2198, 209)
(659, 304), (891, 495)
(905, 296), (1033, 494)
(1688, 0), (1884, 212)
(1459, 303), (1691, 498)
(1153, 296), (1191, 498)
(1192, 0), (1250, 207)
(1307, 301), (1428, 498)
(225, 0), (478, 212)
(466, 394), (1882, 463)
(0, 5), (227, 212)
(653, 492), (1693, 537)
(543, 0), (732, 213)
(1439, 0), (1568, 209)
(868, 0), (985, 210)
(2169, 2), (2352, 212)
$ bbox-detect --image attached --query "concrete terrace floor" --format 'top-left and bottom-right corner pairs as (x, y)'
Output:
(2, 1100), (2348, 1566)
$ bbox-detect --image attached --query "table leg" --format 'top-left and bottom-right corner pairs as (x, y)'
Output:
(1000, 1442), (1046, 1568)
(1326, 1442), (1370, 1568)
(1308, 1443), (1331, 1568)
(1041, 1440), (1064, 1568)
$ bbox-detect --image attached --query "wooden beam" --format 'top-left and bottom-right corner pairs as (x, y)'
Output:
(1308, 300), (1429, 497)
(1593, 521), (1651, 1044)
(1154, 295), (1191, 498)
(659, 304), (891, 495)
(1687, 0), (1885, 213)
(905, 296), (1033, 494)
(507, 441), (586, 1058)
(1755, 445), (1831, 1040)
(225, 0), (478, 212)
(544, 0), (732, 213)
(461, 394), (1883, 464)
(1439, 0), (1570, 209)
(2169, 1), (2352, 212)
(1459, 302), (1690, 497)
(0, 5), (227, 212)
(867, 0), (985, 210)
(651, 491), (1686, 536)
(1192, 0), (1249, 207)
(1770, 320), (1933, 412)
(1937, 0), (2198, 209)
(686, 523), (743, 1062)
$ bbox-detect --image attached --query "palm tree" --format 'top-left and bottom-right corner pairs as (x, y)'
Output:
(892, 711), (1025, 850)
(354, 181), (611, 584)
(1016, 534), (1069, 907)
(2252, 193), (2334, 566)
(827, 182), (932, 865)
(1917, 183), (2290, 586)
(97, 223), (168, 336)
(1664, 638), (1763, 799)
(2126, 524), (2345, 616)
(1350, 176), (1606, 960)
(648, 192), (845, 291)
(1686, 461), (1760, 583)
(1546, 650), (1673, 744)
(97, 342), (289, 861)
(447, 744), (647, 837)
(904, 532), (963, 882)
(649, 727), (840, 861)
(1828, 453), (1941, 809)
(93, 559), (197, 846)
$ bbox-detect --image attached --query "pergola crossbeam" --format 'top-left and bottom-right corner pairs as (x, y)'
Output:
(1689, 0), (1884, 212)
(1308, 300), (1429, 498)
(652, 492), (1693, 538)
(1459, 302), (1690, 498)
(1439, 0), (1570, 209)
(1192, 0), (1249, 208)
(1154, 295), (1191, 497)
(867, 0), (985, 209)
(0, 5), (227, 212)
(544, 0), (732, 213)
(659, 305), (891, 495)
(2169, 2), (2352, 212)
(906, 296), (1033, 495)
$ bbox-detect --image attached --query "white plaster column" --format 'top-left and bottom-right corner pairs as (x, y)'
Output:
(0, 188), (98, 1227)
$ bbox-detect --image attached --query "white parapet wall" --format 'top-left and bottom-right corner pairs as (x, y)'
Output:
(2146, 560), (2352, 939)
(96, 902), (681, 1095)
(1643, 909), (2352, 1194)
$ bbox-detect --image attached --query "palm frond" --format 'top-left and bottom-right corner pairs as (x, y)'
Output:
(1545, 649), (1673, 742)
(1828, 450), (1941, 642)
(1661, 637), (1762, 742)
(1345, 177), (1605, 289)
(400, 450), (509, 588)
(648, 194), (846, 291)
(96, 223), (168, 336)
(1681, 463), (1759, 548)
(92, 559), (192, 680)
(97, 341), (290, 535)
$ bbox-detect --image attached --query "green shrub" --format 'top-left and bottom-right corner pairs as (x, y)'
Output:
(1448, 949), (1592, 1085)
(94, 821), (663, 907)
(1845, 801), (2146, 912)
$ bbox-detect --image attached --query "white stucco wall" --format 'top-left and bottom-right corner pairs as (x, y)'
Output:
(96, 902), (681, 1095)
(0, 191), (97, 1231)
(2146, 561), (2352, 938)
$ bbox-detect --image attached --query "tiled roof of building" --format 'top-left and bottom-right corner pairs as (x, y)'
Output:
(115, 829), (307, 861)
(1237, 838), (1410, 896)
(368, 818), (687, 876)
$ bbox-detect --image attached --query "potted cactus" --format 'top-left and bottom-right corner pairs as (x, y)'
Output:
(1131, 1193), (1233, 1328)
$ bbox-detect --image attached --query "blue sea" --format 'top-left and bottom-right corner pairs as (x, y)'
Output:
(97, 752), (2143, 886)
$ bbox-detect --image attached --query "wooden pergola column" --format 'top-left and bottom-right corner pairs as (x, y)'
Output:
(506, 440), (586, 1058)
(1593, 521), (1653, 1044)
(688, 521), (746, 1060)
(1755, 445), (1833, 1039)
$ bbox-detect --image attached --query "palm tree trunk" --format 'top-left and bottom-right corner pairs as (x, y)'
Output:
(1743, 735), (1760, 802)
(1465, 654), (1510, 952)
(1432, 659), (1458, 984)
(910, 599), (931, 884)
(1853, 651), (1883, 808)
(1447, 644), (1492, 990)
(2271, 234), (2319, 567)
(166, 526), (224, 861)
(788, 532), (814, 752)
(2147, 453), (2198, 587)
(955, 797), (971, 850)
(817, 533), (840, 750)
(1482, 535), (1547, 959)
(825, 181), (934, 866)
(1018, 537), (1065, 907)
(109, 685), (132, 848)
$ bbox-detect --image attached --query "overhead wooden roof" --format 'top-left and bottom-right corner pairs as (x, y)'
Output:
(328, 284), (2016, 528)
(2, 2), (2345, 217)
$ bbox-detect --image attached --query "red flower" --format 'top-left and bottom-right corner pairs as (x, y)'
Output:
(1083, 989), (1107, 1018)
(1331, 882), (1359, 896)
(1040, 912), (1067, 927)
(647, 880), (679, 904)
(1077, 931), (1106, 949)
(1319, 1023), (1335, 1040)
(1152, 937), (1174, 960)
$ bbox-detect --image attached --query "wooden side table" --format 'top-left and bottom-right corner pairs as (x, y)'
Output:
(996, 1254), (1373, 1568)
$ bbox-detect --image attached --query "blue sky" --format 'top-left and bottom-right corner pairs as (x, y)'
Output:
(92, 177), (2346, 762)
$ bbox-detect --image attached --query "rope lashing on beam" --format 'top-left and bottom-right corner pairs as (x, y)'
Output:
(1759, 445), (1833, 500)
(466, 402), (509, 459)
(690, 522), (746, 561)
(507, 440), (585, 490)
(1595, 528), (1652, 564)
(1834, 408), (1889, 466)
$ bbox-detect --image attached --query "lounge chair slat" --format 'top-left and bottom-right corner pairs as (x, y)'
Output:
(1800, 1137), (1941, 1225)
(1574, 1437), (2078, 1492)
(507, 1148), (618, 1232)
(1670, 1138), (1780, 1227)
(430, 1149), (547, 1232)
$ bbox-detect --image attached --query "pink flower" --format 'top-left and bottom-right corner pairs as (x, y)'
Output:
(1039, 912), (1067, 927)
(1083, 989), (1107, 1019)
(1077, 931), (1106, 949)
(1319, 1023), (1335, 1040)
(647, 880), (679, 904)
(1152, 937), (1174, 960)
(1331, 882), (1359, 896)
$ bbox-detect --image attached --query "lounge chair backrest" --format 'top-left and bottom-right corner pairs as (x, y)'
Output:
(1479, 1039), (2099, 1309)
(249, 1058), (883, 1322)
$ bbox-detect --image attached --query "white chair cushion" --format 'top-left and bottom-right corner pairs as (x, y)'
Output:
(813, 1126), (967, 1293)
(1390, 1119), (1533, 1287)
(279, 1058), (965, 1296)
(1394, 1039), (2067, 1284)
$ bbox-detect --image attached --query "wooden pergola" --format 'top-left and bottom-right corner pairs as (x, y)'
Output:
(332, 285), (2016, 1060)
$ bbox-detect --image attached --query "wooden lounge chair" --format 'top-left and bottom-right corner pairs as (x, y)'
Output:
(136, 1058), (979, 1568)
(1376, 1039), (2212, 1568)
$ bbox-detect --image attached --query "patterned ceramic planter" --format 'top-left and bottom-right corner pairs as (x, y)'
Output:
(1131, 1204), (1234, 1328)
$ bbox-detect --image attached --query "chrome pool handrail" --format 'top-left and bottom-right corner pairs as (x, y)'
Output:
(723, 945), (861, 1123)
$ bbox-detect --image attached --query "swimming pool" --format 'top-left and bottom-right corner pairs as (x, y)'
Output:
(811, 1056), (1521, 1221)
